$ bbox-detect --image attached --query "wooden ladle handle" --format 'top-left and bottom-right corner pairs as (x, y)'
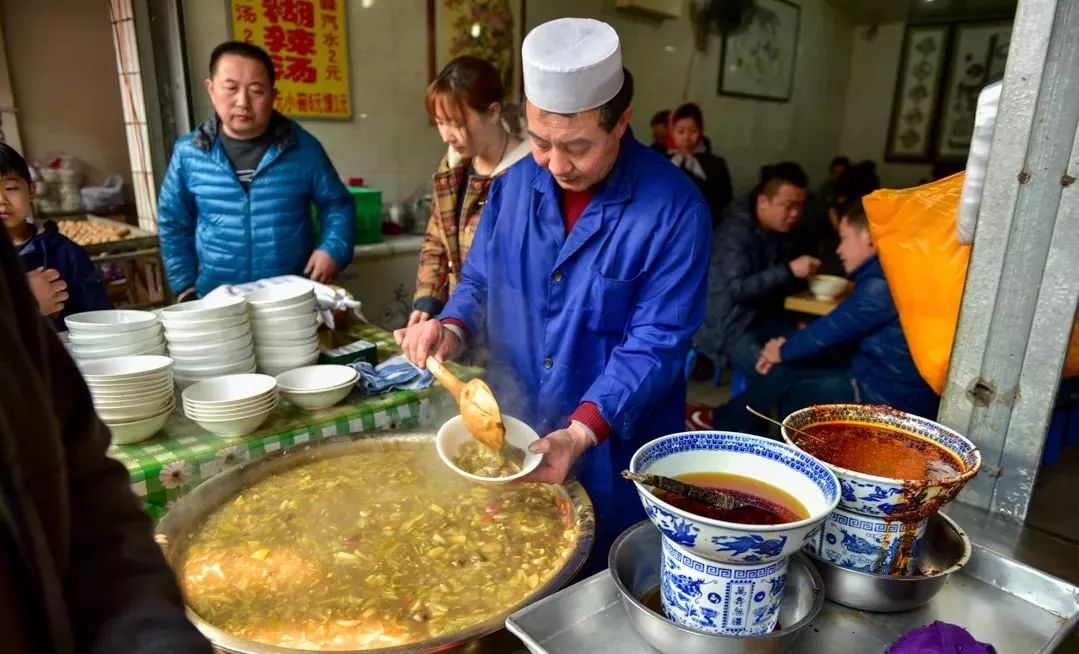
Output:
(426, 356), (464, 399)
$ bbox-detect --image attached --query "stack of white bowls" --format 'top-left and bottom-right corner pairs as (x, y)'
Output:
(81, 355), (175, 445)
(276, 364), (359, 410)
(66, 310), (165, 363)
(182, 374), (278, 438)
(247, 284), (321, 376)
(161, 296), (255, 388)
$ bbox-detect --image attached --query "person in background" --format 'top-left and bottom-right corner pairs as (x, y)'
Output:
(648, 109), (670, 154)
(409, 56), (531, 327)
(158, 41), (354, 301)
(690, 162), (819, 432)
(0, 226), (211, 652)
(0, 144), (111, 330)
(795, 159), (880, 277)
(756, 206), (939, 418)
(667, 102), (732, 227)
(826, 156), (850, 196)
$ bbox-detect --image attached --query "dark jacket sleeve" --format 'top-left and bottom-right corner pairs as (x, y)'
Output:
(709, 155), (733, 218)
(781, 276), (896, 363)
(0, 230), (209, 651)
(713, 218), (795, 305)
(56, 236), (112, 316)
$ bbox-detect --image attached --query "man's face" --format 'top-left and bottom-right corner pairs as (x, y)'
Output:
(526, 100), (630, 192)
(651, 122), (668, 144)
(756, 183), (807, 233)
(206, 54), (276, 139)
(0, 173), (32, 231)
(836, 218), (875, 274)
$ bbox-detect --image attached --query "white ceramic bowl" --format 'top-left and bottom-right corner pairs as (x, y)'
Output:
(159, 296), (247, 322)
(249, 297), (318, 319)
(174, 353), (256, 374)
(254, 338), (318, 358)
(276, 366), (357, 410)
(188, 406), (274, 438)
(90, 379), (174, 400)
(68, 324), (162, 346)
(167, 336), (253, 360)
(253, 325), (318, 343)
(245, 283), (315, 309)
(162, 314), (246, 334)
(106, 402), (174, 445)
(164, 323), (251, 345)
(70, 330), (163, 355)
(251, 312), (318, 332)
(630, 431), (841, 565)
(184, 394), (278, 419)
(96, 395), (176, 422)
(170, 346), (255, 367)
(808, 275), (848, 301)
(258, 352), (321, 376)
(79, 355), (174, 382)
(65, 309), (159, 333)
(74, 343), (167, 362)
(92, 385), (174, 407)
(182, 373), (278, 407)
(435, 415), (542, 484)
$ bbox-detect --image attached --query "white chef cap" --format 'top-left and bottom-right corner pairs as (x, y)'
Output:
(522, 18), (624, 114)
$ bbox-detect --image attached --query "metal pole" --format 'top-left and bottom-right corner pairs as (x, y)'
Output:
(938, 0), (1079, 521)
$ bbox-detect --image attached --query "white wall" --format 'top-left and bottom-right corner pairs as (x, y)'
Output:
(837, 22), (933, 188)
(0, 0), (131, 187)
(183, 0), (861, 201)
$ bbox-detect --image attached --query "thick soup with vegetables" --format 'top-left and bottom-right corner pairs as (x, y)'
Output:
(179, 446), (578, 650)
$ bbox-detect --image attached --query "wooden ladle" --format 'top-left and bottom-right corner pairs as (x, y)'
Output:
(426, 357), (505, 453)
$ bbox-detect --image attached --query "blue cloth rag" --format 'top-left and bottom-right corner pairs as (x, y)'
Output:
(348, 354), (433, 394)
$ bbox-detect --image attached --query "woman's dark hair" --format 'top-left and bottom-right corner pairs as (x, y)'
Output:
(752, 161), (808, 200)
(671, 102), (703, 130)
(425, 56), (505, 126)
(0, 143), (32, 185)
(210, 41), (276, 86)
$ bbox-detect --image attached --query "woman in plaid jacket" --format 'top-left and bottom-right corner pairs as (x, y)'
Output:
(409, 56), (530, 326)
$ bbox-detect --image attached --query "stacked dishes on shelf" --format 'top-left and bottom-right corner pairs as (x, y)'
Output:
(247, 284), (321, 376)
(81, 355), (175, 445)
(161, 296), (255, 388)
(182, 374), (278, 438)
(65, 310), (165, 363)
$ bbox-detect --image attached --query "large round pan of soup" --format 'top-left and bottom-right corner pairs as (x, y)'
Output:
(780, 404), (981, 521)
(155, 430), (594, 653)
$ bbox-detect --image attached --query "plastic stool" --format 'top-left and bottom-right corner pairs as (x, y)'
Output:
(684, 348), (697, 381)
(731, 372), (748, 398)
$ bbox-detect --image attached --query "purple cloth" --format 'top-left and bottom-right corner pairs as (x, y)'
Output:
(888, 621), (996, 654)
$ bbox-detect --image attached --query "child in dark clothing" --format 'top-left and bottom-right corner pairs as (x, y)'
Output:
(0, 144), (111, 330)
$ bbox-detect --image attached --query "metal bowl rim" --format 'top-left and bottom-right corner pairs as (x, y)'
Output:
(156, 429), (595, 654)
(803, 510), (972, 581)
(608, 521), (825, 641)
(780, 404), (983, 487)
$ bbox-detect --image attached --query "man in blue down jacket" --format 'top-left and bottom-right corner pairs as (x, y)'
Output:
(755, 207), (939, 418)
(395, 19), (711, 576)
(158, 41), (353, 299)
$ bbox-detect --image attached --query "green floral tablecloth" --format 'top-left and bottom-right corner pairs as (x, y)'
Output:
(107, 324), (469, 521)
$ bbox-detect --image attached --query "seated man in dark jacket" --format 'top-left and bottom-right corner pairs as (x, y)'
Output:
(756, 207), (939, 418)
(694, 162), (821, 431)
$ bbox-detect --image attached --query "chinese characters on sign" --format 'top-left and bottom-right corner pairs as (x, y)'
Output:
(230, 0), (351, 119)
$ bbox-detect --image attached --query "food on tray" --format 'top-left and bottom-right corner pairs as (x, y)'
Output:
(452, 440), (525, 478)
(56, 219), (130, 245)
(179, 447), (577, 650)
(653, 471), (808, 525)
(792, 422), (964, 481)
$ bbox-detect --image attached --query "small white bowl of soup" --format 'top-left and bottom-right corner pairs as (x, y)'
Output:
(436, 415), (542, 484)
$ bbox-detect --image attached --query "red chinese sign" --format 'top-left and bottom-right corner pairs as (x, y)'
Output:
(230, 0), (351, 119)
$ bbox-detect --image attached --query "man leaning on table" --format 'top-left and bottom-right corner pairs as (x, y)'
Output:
(395, 17), (711, 576)
(158, 41), (355, 301)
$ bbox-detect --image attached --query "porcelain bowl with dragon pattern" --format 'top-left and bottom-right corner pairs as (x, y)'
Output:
(781, 404), (982, 520)
(802, 505), (929, 576)
(630, 431), (841, 565)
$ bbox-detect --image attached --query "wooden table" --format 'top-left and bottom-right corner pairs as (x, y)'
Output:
(784, 291), (840, 316)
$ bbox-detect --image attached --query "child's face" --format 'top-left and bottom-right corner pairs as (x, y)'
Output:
(0, 172), (32, 230)
(836, 218), (875, 274)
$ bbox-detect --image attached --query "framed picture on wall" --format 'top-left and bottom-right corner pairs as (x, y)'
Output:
(427, 0), (526, 101)
(885, 24), (950, 162)
(935, 20), (1011, 160)
(717, 0), (801, 102)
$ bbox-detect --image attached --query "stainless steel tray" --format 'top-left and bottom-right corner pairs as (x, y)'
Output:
(506, 542), (1079, 653)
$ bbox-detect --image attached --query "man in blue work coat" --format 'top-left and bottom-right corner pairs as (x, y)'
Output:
(396, 18), (711, 575)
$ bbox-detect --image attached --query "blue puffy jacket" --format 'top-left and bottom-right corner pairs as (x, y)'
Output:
(780, 255), (939, 417)
(157, 114), (354, 297)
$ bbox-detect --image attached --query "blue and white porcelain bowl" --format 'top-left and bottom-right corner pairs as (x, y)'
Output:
(630, 431), (841, 565)
(802, 506), (929, 576)
(661, 534), (788, 636)
(781, 405), (982, 520)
